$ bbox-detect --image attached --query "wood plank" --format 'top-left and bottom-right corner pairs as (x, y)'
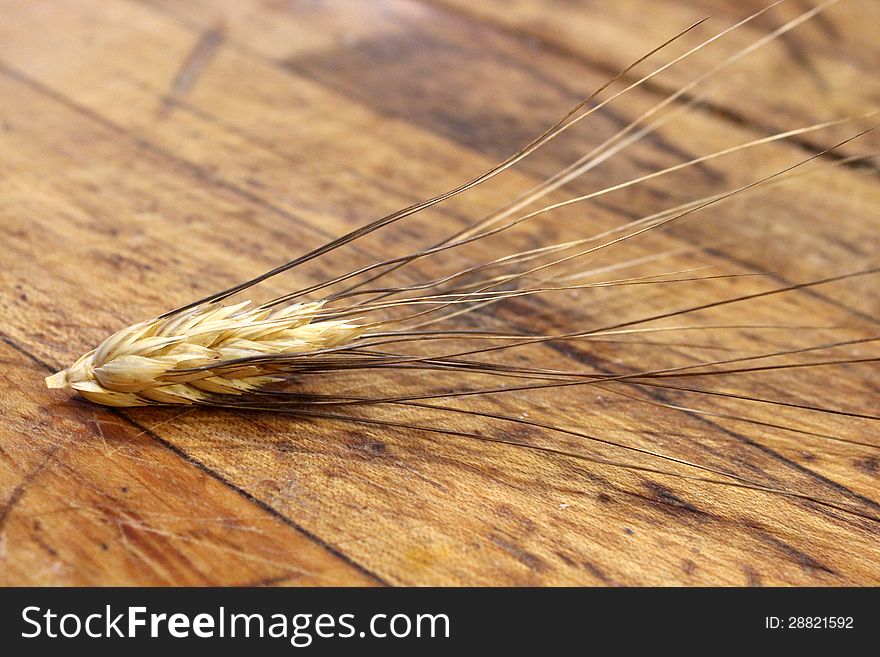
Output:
(0, 341), (379, 585)
(0, 0), (878, 585)
(429, 0), (880, 151)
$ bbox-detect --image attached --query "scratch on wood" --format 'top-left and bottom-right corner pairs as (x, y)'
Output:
(488, 533), (548, 572)
(242, 572), (306, 587)
(745, 522), (837, 576)
(158, 20), (226, 118)
(131, 409), (198, 439)
(0, 448), (58, 533)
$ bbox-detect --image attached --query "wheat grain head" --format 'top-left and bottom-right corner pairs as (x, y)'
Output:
(44, 300), (365, 406)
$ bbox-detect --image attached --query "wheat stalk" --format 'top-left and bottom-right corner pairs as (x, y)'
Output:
(44, 300), (365, 406)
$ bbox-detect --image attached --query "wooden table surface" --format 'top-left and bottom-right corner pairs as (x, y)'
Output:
(1, 0), (878, 586)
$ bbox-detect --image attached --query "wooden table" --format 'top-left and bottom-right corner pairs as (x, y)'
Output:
(1, 0), (878, 585)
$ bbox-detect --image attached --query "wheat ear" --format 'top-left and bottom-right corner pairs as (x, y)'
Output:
(44, 300), (365, 406)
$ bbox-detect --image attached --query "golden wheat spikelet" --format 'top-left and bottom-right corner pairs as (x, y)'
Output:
(44, 300), (366, 406)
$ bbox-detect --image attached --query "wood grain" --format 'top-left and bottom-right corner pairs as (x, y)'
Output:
(0, 0), (877, 585)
